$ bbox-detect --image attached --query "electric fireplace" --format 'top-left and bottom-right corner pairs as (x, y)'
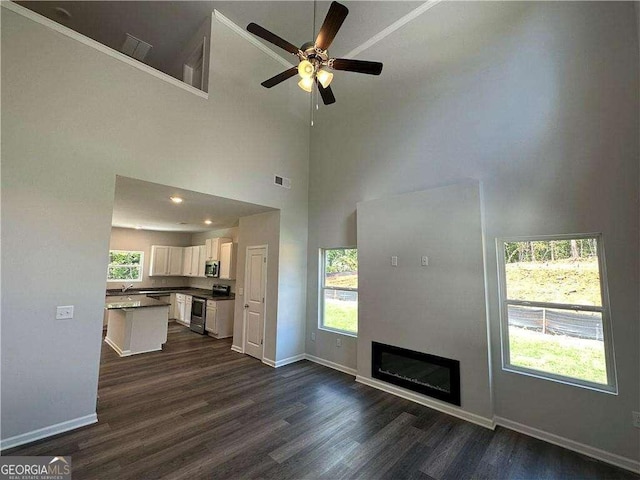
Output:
(372, 341), (461, 406)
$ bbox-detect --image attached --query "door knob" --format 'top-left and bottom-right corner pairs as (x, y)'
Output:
(244, 304), (249, 309)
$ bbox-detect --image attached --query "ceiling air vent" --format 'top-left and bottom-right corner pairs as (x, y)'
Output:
(121, 33), (153, 61)
(274, 175), (291, 189)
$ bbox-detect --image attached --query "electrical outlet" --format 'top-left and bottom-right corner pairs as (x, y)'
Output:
(391, 256), (398, 267)
(336, 338), (342, 347)
(311, 332), (316, 342)
(633, 411), (640, 428)
(421, 256), (429, 266)
(56, 305), (74, 320)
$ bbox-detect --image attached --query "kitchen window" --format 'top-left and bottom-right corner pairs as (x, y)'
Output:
(320, 248), (358, 335)
(497, 235), (617, 393)
(107, 250), (144, 282)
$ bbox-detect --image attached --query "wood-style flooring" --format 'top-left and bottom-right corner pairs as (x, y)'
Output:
(5, 323), (638, 479)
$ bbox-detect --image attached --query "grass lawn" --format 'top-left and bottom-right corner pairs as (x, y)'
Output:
(323, 299), (357, 333)
(505, 259), (601, 306)
(509, 327), (607, 384)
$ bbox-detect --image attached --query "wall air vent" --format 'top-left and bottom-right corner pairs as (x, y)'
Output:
(121, 33), (153, 61)
(274, 175), (291, 189)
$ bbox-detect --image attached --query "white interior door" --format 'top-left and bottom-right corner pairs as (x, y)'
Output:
(244, 246), (267, 359)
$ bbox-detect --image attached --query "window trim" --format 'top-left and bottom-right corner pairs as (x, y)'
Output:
(318, 247), (358, 337)
(496, 233), (617, 394)
(107, 249), (145, 283)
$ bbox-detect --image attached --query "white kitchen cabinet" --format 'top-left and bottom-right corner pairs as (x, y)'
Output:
(168, 247), (183, 276)
(190, 246), (200, 277)
(197, 245), (207, 277)
(219, 242), (236, 280)
(176, 293), (187, 325)
(150, 245), (184, 276)
(205, 299), (234, 338)
(185, 295), (192, 325)
(205, 237), (231, 261)
(182, 247), (193, 276)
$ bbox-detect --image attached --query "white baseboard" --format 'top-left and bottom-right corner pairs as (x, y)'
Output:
(0, 413), (98, 451)
(494, 416), (640, 474)
(356, 375), (495, 430)
(304, 354), (357, 376)
(231, 345), (243, 354)
(262, 354), (306, 368)
(104, 337), (131, 357)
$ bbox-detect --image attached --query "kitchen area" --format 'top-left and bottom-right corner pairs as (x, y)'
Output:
(102, 176), (278, 359)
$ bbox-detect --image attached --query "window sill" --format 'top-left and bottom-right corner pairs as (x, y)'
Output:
(502, 365), (617, 395)
(318, 326), (357, 338)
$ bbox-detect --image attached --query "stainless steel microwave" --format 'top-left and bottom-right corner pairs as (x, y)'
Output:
(205, 260), (220, 278)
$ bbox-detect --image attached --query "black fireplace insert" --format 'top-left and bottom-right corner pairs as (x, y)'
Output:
(372, 341), (461, 406)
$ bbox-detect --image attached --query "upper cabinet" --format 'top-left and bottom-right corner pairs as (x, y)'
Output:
(219, 242), (237, 280)
(182, 245), (206, 277)
(150, 246), (183, 276)
(205, 237), (231, 261)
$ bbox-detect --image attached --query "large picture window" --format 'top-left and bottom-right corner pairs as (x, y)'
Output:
(107, 250), (144, 282)
(320, 248), (358, 335)
(497, 235), (616, 392)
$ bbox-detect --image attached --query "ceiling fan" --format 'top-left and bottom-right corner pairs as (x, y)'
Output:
(247, 1), (383, 105)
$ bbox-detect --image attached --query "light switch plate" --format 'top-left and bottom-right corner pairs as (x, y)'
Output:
(238, 287), (244, 295)
(336, 338), (342, 347)
(311, 332), (316, 342)
(391, 256), (398, 267)
(56, 305), (74, 320)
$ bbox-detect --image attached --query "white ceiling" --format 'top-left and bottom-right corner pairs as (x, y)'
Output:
(18, 1), (423, 80)
(112, 176), (276, 232)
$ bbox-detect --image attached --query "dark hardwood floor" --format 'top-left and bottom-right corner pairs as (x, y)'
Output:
(5, 323), (638, 479)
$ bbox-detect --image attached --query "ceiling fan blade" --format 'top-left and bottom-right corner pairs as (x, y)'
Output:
(315, 2), (349, 52)
(247, 23), (299, 55)
(261, 67), (298, 88)
(330, 58), (383, 75)
(316, 80), (336, 105)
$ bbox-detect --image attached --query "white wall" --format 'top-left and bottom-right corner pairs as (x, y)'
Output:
(357, 183), (492, 419)
(306, 1), (639, 463)
(107, 227), (192, 289)
(1, 7), (308, 443)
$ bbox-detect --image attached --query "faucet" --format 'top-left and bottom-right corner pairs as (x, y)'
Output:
(122, 284), (134, 293)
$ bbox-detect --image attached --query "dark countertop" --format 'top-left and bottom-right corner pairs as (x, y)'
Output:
(105, 297), (171, 310)
(105, 287), (235, 302)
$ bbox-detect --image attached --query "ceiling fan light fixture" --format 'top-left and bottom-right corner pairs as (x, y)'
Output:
(297, 60), (314, 79)
(298, 76), (314, 92)
(316, 69), (334, 88)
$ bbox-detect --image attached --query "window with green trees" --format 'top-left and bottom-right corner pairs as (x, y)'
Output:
(107, 250), (144, 282)
(497, 235), (616, 392)
(320, 248), (358, 335)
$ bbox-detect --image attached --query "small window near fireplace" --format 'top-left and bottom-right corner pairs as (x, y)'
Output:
(372, 342), (461, 406)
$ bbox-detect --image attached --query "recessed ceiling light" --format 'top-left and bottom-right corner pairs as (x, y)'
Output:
(170, 196), (183, 204)
(204, 220), (212, 225)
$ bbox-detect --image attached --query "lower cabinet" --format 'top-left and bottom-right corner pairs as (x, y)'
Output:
(205, 300), (234, 338)
(175, 293), (190, 326)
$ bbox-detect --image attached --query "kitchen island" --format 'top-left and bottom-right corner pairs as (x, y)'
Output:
(104, 297), (170, 357)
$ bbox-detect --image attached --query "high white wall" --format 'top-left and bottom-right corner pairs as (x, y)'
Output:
(306, 1), (639, 462)
(107, 227), (192, 289)
(1, 7), (308, 442)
